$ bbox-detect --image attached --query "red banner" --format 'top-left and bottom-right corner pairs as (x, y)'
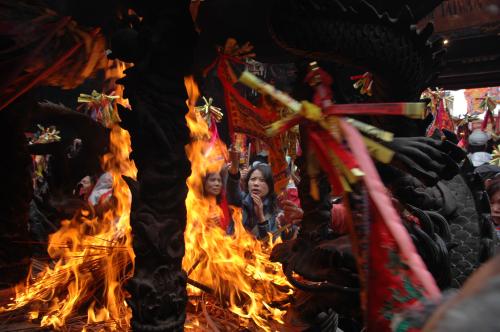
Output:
(305, 67), (440, 330)
(342, 120), (440, 331)
(213, 55), (288, 193)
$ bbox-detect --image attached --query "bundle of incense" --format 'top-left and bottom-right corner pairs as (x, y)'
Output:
(246, 142), (251, 168)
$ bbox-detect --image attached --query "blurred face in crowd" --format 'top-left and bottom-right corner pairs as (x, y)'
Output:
(490, 190), (500, 226)
(248, 169), (269, 198)
(79, 176), (93, 196)
(204, 172), (222, 197)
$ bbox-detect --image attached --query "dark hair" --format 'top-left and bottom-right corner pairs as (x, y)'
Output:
(475, 164), (500, 182)
(250, 154), (269, 166)
(486, 177), (500, 199)
(245, 163), (277, 210)
(469, 144), (488, 153)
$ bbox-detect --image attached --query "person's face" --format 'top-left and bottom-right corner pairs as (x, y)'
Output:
(79, 176), (93, 196)
(490, 190), (500, 225)
(205, 173), (222, 197)
(248, 169), (269, 198)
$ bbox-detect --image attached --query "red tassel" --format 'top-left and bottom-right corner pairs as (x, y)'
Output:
(481, 110), (494, 131)
(309, 131), (345, 196)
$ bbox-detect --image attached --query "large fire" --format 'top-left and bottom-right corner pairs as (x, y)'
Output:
(0, 124), (137, 330)
(0, 71), (291, 331)
(0, 60), (136, 330)
(183, 77), (292, 331)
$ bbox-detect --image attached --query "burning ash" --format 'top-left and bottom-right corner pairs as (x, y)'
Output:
(183, 77), (292, 331)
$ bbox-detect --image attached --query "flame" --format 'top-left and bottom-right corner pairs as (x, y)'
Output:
(183, 77), (292, 331)
(104, 59), (133, 109)
(1, 62), (137, 330)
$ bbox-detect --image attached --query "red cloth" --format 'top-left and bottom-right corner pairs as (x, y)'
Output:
(426, 98), (455, 136)
(208, 54), (289, 193)
(302, 66), (439, 330)
(331, 204), (348, 234)
(342, 120), (440, 331)
(219, 193), (231, 231)
(285, 187), (301, 208)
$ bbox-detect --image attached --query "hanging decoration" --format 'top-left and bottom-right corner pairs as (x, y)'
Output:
(477, 95), (498, 132)
(193, 95), (227, 162)
(239, 65), (440, 331)
(490, 145), (500, 167)
(421, 88), (455, 136)
(26, 124), (61, 198)
(464, 87), (490, 115)
(28, 124), (61, 145)
(203, 38), (288, 193)
(77, 90), (121, 128)
(351, 72), (373, 96)
(195, 96), (224, 125)
(454, 113), (479, 148)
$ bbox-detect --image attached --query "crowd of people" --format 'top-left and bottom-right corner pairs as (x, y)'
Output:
(189, 126), (500, 244)
(467, 129), (500, 239)
(58, 121), (500, 246)
(193, 144), (352, 243)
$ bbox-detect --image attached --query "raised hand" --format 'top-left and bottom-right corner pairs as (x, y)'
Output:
(240, 166), (249, 180)
(228, 147), (240, 175)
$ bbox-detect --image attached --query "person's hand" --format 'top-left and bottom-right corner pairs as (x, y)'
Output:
(239, 166), (249, 190)
(252, 193), (265, 222)
(240, 166), (249, 179)
(281, 200), (303, 225)
(208, 213), (221, 225)
(229, 147), (240, 175)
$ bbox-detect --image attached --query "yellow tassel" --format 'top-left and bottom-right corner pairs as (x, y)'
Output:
(301, 101), (323, 122)
(340, 176), (352, 192)
(265, 113), (301, 137)
(265, 120), (286, 136)
(362, 136), (395, 163)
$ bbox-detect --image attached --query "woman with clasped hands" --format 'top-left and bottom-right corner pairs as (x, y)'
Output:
(226, 147), (279, 239)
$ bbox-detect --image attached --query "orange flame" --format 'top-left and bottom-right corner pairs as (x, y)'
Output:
(0, 62), (137, 330)
(183, 77), (292, 331)
(104, 59), (133, 110)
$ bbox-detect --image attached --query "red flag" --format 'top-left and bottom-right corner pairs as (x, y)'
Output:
(211, 55), (288, 193)
(342, 120), (440, 331)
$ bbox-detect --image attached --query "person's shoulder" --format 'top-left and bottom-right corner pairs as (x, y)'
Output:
(241, 193), (253, 206)
(470, 151), (492, 167)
